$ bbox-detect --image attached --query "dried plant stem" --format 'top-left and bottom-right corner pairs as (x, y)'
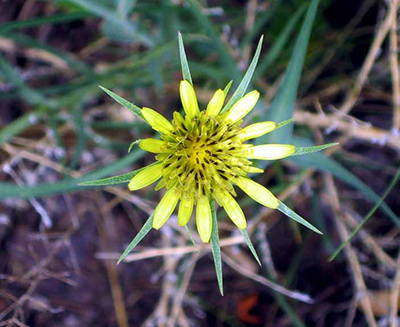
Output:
(390, 253), (400, 327)
(343, 212), (397, 269)
(389, 3), (400, 129)
(294, 111), (400, 150)
(222, 253), (313, 303)
(338, 0), (399, 115)
(325, 175), (377, 327)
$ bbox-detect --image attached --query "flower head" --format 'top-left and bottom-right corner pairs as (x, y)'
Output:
(128, 80), (296, 242)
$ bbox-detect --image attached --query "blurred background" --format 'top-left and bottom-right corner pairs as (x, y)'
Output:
(0, 0), (399, 326)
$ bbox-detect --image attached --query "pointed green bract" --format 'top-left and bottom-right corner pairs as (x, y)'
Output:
(184, 225), (199, 249)
(260, 0), (320, 144)
(178, 32), (193, 85)
(240, 229), (261, 266)
(79, 162), (157, 187)
(99, 85), (144, 120)
(291, 143), (338, 156)
(329, 168), (400, 262)
(278, 200), (322, 234)
(276, 118), (295, 129)
(220, 36), (264, 114)
(117, 214), (154, 264)
(291, 137), (400, 227)
(223, 80), (233, 96)
(210, 201), (223, 296)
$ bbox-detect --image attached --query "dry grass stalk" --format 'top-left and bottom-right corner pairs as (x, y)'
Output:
(389, 3), (400, 129)
(325, 175), (377, 327)
(338, 0), (400, 116)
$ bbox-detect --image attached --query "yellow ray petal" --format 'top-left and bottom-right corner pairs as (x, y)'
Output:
(153, 188), (180, 229)
(239, 144), (295, 160)
(128, 163), (163, 191)
(142, 107), (173, 135)
(139, 138), (166, 153)
(215, 191), (246, 229)
(206, 89), (225, 117)
(238, 121), (277, 141)
(180, 80), (199, 120)
(224, 90), (259, 123)
(235, 176), (279, 209)
(178, 196), (194, 226)
(196, 195), (212, 243)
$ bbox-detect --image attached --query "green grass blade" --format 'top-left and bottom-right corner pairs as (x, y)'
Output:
(0, 149), (144, 198)
(220, 36), (264, 114)
(210, 200), (223, 296)
(329, 168), (400, 261)
(0, 112), (41, 145)
(66, 0), (153, 46)
(291, 143), (339, 156)
(240, 229), (261, 266)
(117, 214), (154, 264)
(254, 4), (306, 79)
(0, 12), (92, 33)
(291, 138), (400, 227)
(278, 201), (323, 235)
(260, 0), (320, 144)
(2, 33), (91, 74)
(178, 32), (192, 84)
(99, 86), (145, 120)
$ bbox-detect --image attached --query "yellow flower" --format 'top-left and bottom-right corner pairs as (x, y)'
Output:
(128, 80), (296, 243)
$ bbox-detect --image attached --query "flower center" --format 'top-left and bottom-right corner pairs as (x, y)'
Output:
(156, 111), (254, 202)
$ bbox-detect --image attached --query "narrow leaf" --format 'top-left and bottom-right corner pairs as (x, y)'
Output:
(240, 229), (261, 266)
(220, 36), (264, 114)
(291, 143), (338, 156)
(184, 225), (198, 249)
(291, 137), (400, 227)
(277, 200), (323, 235)
(99, 85), (145, 120)
(260, 0), (320, 144)
(276, 118), (295, 129)
(329, 168), (400, 261)
(210, 200), (223, 296)
(223, 80), (233, 96)
(117, 214), (154, 264)
(178, 31), (193, 84)
(79, 162), (156, 187)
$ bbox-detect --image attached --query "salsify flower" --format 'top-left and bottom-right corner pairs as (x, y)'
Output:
(130, 81), (298, 243)
(84, 34), (335, 278)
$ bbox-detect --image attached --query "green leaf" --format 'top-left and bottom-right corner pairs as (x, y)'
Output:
(220, 36), (264, 114)
(178, 32), (192, 85)
(0, 12), (92, 33)
(99, 85), (145, 120)
(254, 4), (306, 79)
(290, 138), (400, 227)
(276, 118), (295, 129)
(184, 225), (198, 249)
(329, 168), (400, 261)
(66, 0), (153, 46)
(210, 200), (223, 296)
(278, 200), (323, 235)
(0, 112), (41, 145)
(117, 214), (154, 264)
(240, 229), (261, 266)
(260, 0), (320, 144)
(0, 149), (144, 198)
(291, 143), (339, 156)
